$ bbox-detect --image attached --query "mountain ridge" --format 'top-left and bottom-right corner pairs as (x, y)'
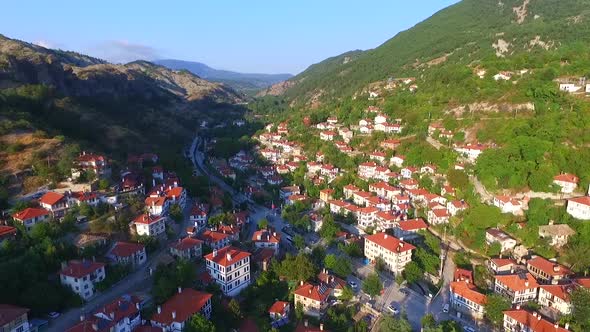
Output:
(155, 59), (292, 93)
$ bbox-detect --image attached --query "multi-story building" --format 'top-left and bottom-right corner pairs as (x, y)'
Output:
(268, 301), (290, 321)
(199, 230), (232, 250)
(485, 228), (517, 253)
(252, 230), (281, 254)
(450, 280), (486, 320)
(0, 304), (31, 332)
(503, 308), (569, 332)
(526, 256), (572, 285)
(145, 196), (169, 216)
(538, 284), (574, 315)
(566, 196), (590, 220)
(39, 191), (69, 217)
(133, 214), (166, 237)
(151, 288), (212, 332)
(204, 246), (251, 296)
(293, 282), (331, 318)
(60, 259), (106, 300)
(12, 207), (50, 231)
(494, 273), (539, 304)
(364, 232), (415, 276)
(66, 295), (141, 332)
(553, 173), (579, 194)
(169, 237), (203, 260)
(108, 242), (147, 267)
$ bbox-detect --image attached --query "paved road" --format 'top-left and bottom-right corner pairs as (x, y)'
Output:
(426, 136), (445, 150)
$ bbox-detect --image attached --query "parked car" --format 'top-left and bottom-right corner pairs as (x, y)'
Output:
(387, 302), (399, 315)
(443, 303), (449, 313)
(463, 327), (475, 332)
(48, 312), (60, 319)
(348, 281), (358, 289)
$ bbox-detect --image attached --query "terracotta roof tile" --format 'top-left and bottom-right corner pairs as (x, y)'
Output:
(204, 246), (251, 267)
(151, 289), (211, 326)
(365, 232), (415, 253)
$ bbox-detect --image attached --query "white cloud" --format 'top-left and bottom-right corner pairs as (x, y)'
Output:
(87, 40), (161, 64)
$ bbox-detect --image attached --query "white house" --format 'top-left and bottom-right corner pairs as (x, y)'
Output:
(494, 71), (513, 81)
(68, 296), (142, 332)
(145, 196), (169, 216)
(364, 232), (415, 276)
(450, 280), (486, 320)
(320, 131), (336, 141)
(252, 229), (281, 254)
(553, 173), (579, 193)
(454, 144), (488, 162)
(486, 228), (517, 253)
(12, 207), (50, 232)
(0, 304), (31, 332)
(39, 191), (69, 217)
(374, 114), (388, 124)
(538, 223), (576, 248)
(503, 308), (569, 332)
(493, 196), (524, 215)
(390, 155), (405, 168)
(204, 246), (251, 296)
(108, 242), (147, 268)
(538, 284), (574, 315)
(358, 162), (378, 179)
(559, 83), (583, 93)
(133, 214), (167, 237)
(427, 208), (450, 225)
(151, 288), (212, 331)
(494, 273), (539, 304)
(566, 196), (590, 220)
(60, 260), (106, 300)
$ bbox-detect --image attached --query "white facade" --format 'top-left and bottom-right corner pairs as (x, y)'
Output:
(538, 286), (572, 315)
(364, 234), (414, 276)
(135, 216), (167, 237)
(60, 262), (106, 300)
(205, 249), (251, 296)
(566, 197), (590, 220)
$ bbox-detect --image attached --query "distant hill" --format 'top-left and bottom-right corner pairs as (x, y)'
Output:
(155, 59), (292, 93)
(273, 0), (590, 106)
(0, 33), (247, 170)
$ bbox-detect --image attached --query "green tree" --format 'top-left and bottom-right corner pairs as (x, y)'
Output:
(403, 262), (423, 284)
(258, 218), (269, 230)
(169, 204), (183, 223)
(185, 313), (216, 332)
(319, 214), (339, 241)
(380, 315), (412, 332)
(421, 313), (437, 329)
(362, 273), (382, 297)
(98, 179), (110, 190)
(228, 299), (242, 321)
(447, 169), (469, 191)
(273, 253), (316, 282)
(295, 302), (304, 321)
(571, 288), (590, 329)
(484, 294), (511, 327)
(339, 286), (354, 302)
(294, 234), (305, 249)
(374, 256), (386, 272)
(324, 254), (352, 278)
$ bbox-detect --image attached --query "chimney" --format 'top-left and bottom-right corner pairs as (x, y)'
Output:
(300, 280), (304, 286)
(157, 306), (162, 314)
(226, 252), (232, 261)
(304, 320), (308, 327)
(172, 311), (176, 320)
(553, 265), (561, 272)
(80, 314), (85, 322)
(533, 312), (537, 317)
(178, 287), (182, 294)
(320, 323), (324, 331)
(554, 323), (559, 329)
(135, 302), (140, 310)
(213, 249), (218, 257)
(309, 289), (312, 295)
(537, 315), (541, 321)
(566, 323), (570, 330)
(384, 234), (388, 239)
(525, 281), (529, 287)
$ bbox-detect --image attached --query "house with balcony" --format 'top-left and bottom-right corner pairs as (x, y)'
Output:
(60, 259), (106, 300)
(494, 273), (539, 304)
(66, 295), (142, 332)
(12, 207), (50, 231)
(503, 308), (569, 332)
(204, 246), (251, 296)
(526, 256), (572, 285)
(150, 288), (212, 331)
(169, 237), (204, 261)
(133, 214), (166, 237)
(108, 242), (147, 268)
(39, 191), (69, 218)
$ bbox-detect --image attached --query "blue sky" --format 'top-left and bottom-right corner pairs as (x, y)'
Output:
(1, 1), (459, 74)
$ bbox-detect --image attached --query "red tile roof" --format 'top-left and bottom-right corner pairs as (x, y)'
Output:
(0, 304), (29, 326)
(39, 191), (65, 206)
(0, 225), (16, 237)
(503, 309), (568, 332)
(133, 214), (164, 225)
(151, 288), (212, 326)
(204, 246), (251, 267)
(110, 242), (144, 257)
(12, 207), (49, 221)
(397, 218), (428, 231)
(165, 187), (184, 199)
(495, 273), (539, 292)
(67, 296), (140, 332)
(199, 230), (229, 243)
(268, 301), (290, 314)
(490, 258), (516, 268)
(568, 196), (590, 207)
(170, 237), (203, 251)
(145, 196), (167, 207)
(365, 232), (415, 253)
(60, 260), (105, 278)
(554, 173), (579, 184)
(539, 284), (574, 302)
(71, 191), (99, 202)
(294, 282), (331, 302)
(450, 281), (486, 306)
(252, 230), (281, 243)
(527, 256), (572, 278)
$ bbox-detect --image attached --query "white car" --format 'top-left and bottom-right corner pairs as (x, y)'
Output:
(463, 327), (475, 332)
(443, 303), (449, 313)
(387, 303), (399, 315)
(348, 281), (358, 289)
